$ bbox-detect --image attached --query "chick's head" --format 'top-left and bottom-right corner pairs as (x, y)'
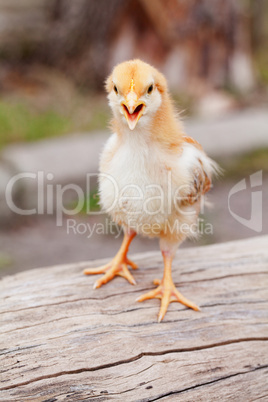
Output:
(106, 59), (167, 131)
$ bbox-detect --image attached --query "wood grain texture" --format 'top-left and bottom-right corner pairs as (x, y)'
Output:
(0, 236), (268, 401)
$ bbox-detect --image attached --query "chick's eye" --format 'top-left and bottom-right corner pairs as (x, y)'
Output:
(113, 85), (118, 94)
(147, 84), (153, 94)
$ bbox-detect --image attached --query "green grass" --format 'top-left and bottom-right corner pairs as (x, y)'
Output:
(172, 91), (194, 116)
(0, 253), (12, 269)
(68, 188), (101, 215)
(81, 189), (101, 213)
(0, 97), (110, 150)
(255, 52), (268, 86)
(87, 107), (110, 131)
(220, 147), (268, 179)
(0, 101), (70, 148)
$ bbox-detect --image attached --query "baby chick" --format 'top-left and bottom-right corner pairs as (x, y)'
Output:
(84, 59), (219, 322)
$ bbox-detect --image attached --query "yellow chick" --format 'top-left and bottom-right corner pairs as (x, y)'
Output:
(84, 59), (219, 322)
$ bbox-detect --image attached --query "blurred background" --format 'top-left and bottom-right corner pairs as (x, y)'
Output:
(0, 0), (267, 277)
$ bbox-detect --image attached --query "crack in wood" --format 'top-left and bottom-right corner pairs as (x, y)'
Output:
(0, 306), (156, 335)
(252, 394), (268, 401)
(143, 364), (268, 401)
(0, 344), (44, 356)
(202, 299), (268, 308)
(0, 288), (152, 315)
(2, 269), (267, 317)
(178, 271), (268, 285)
(1, 237), (267, 398)
(1, 337), (267, 391)
(1, 297), (267, 336)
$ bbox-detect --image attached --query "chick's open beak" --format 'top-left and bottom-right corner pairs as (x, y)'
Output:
(121, 92), (145, 130)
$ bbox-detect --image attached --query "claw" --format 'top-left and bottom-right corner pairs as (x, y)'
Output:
(87, 260), (137, 288)
(84, 232), (137, 288)
(126, 258), (138, 269)
(136, 288), (158, 302)
(84, 251), (137, 288)
(137, 280), (199, 322)
(84, 264), (110, 275)
(117, 264), (137, 285)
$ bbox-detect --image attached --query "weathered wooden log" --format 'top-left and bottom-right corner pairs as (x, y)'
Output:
(0, 236), (268, 401)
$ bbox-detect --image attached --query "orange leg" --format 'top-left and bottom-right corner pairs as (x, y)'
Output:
(84, 231), (137, 289)
(137, 253), (199, 322)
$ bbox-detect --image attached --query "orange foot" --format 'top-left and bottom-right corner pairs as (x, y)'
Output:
(84, 231), (137, 289)
(137, 278), (199, 322)
(84, 256), (137, 288)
